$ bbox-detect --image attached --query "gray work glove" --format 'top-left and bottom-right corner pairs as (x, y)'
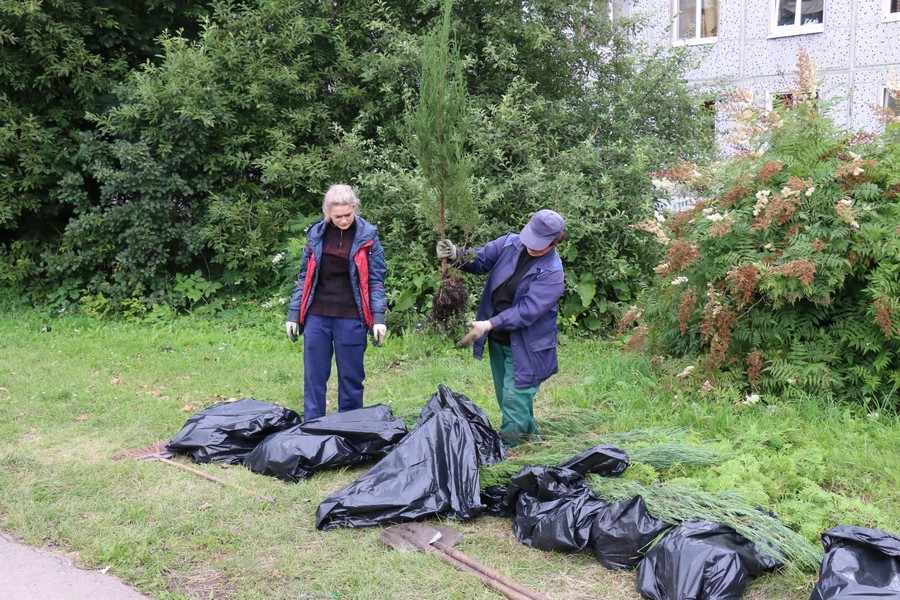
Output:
(436, 239), (458, 260)
(285, 321), (300, 342)
(456, 320), (492, 348)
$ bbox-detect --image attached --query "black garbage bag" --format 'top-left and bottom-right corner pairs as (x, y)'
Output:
(589, 495), (671, 570)
(243, 405), (408, 482)
(509, 466), (608, 552)
(809, 525), (900, 600)
(558, 444), (629, 477)
(297, 404), (408, 456)
(507, 464), (586, 499)
(244, 429), (359, 481)
(636, 519), (782, 600)
(316, 409), (483, 530)
(416, 384), (505, 467)
(481, 485), (515, 518)
(166, 398), (301, 463)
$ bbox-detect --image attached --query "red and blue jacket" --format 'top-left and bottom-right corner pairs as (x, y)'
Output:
(287, 216), (386, 333)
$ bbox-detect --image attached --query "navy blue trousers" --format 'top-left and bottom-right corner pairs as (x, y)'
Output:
(302, 314), (368, 421)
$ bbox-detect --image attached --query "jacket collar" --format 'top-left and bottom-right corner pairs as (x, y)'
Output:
(309, 216), (375, 243)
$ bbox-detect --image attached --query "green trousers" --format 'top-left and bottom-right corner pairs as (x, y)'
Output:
(488, 340), (541, 447)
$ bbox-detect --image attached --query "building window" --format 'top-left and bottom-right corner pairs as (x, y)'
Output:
(674, 0), (718, 44)
(770, 0), (825, 37)
(703, 99), (717, 138)
(885, 0), (900, 21)
(885, 87), (899, 113)
(777, 0), (824, 26)
(769, 92), (795, 110)
(767, 90), (820, 111)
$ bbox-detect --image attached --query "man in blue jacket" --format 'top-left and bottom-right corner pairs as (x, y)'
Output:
(437, 209), (566, 446)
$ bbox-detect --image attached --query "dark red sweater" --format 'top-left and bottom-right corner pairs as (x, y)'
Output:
(309, 221), (358, 319)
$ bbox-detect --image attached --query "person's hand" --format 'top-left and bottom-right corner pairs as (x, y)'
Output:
(286, 321), (299, 342)
(471, 320), (492, 337)
(436, 239), (458, 260)
(456, 320), (492, 348)
(373, 324), (387, 345)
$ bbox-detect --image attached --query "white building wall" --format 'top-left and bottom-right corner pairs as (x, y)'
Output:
(626, 0), (900, 136)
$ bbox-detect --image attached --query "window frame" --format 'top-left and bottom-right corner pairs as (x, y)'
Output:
(884, 0), (900, 22)
(672, 0), (719, 46)
(768, 0), (825, 38)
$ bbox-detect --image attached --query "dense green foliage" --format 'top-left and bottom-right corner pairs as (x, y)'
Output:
(1, 0), (713, 329)
(329, 3), (715, 329)
(0, 0), (204, 285)
(630, 67), (900, 406)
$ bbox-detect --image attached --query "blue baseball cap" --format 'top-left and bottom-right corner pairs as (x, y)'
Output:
(520, 209), (565, 251)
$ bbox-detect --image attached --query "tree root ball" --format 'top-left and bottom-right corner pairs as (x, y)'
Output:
(431, 275), (469, 326)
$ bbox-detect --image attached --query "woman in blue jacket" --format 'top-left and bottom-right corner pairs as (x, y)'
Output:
(437, 209), (566, 446)
(286, 184), (387, 421)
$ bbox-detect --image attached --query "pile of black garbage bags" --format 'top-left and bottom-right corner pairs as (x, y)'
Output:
(165, 397), (408, 480)
(164, 385), (505, 524)
(164, 387), (900, 599)
(482, 450), (784, 599)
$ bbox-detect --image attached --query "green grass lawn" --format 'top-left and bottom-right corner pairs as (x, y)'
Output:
(0, 307), (897, 599)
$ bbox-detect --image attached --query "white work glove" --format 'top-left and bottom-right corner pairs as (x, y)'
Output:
(373, 324), (387, 345)
(285, 321), (299, 342)
(436, 239), (458, 260)
(456, 320), (492, 348)
(471, 320), (492, 337)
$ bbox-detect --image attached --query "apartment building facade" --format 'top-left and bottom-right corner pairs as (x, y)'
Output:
(625, 0), (900, 136)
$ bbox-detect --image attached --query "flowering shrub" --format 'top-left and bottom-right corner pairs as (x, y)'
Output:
(629, 51), (900, 406)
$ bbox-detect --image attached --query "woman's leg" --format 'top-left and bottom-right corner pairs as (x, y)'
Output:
(489, 340), (540, 446)
(303, 314), (334, 420)
(333, 318), (368, 412)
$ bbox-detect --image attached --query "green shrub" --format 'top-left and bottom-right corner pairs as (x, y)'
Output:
(4, 0), (713, 322)
(630, 51), (900, 406)
(0, 0), (205, 294)
(621, 461), (660, 485)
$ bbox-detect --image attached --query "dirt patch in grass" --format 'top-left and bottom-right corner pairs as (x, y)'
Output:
(167, 564), (240, 599)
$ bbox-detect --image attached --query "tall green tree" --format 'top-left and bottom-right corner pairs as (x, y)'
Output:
(407, 0), (474, 279)
(39, 0), (414, 305)
(0, 0), (205, 290)
(340, 1), (716, 329)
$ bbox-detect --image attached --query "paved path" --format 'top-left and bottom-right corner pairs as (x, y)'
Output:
(0, 531), (147, 599)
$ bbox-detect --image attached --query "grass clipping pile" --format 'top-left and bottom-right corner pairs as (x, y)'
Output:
(480, 419), (825, 574)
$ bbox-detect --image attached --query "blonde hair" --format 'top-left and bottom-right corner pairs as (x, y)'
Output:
(322, 184), (360, 217)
